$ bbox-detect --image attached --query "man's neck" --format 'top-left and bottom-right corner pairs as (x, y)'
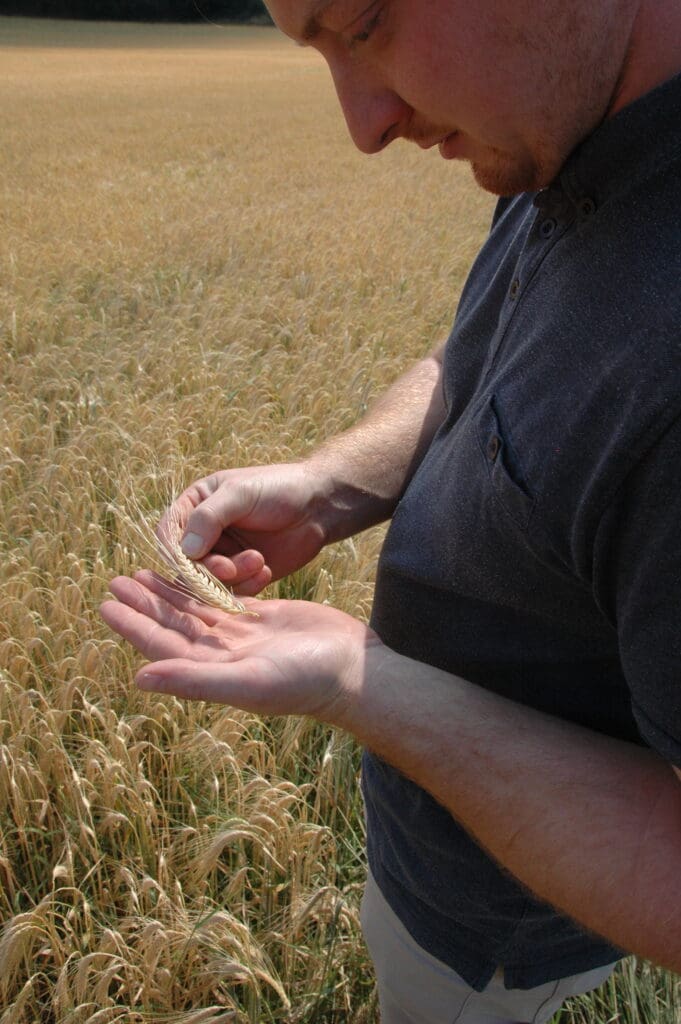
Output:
(609, 0), (681, 116)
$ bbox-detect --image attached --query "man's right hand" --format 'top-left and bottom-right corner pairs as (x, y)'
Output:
(160, 463), (330, 597)
(159, 345), (447, 597)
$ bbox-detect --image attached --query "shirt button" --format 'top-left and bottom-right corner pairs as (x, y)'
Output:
(578, 196), (597, 217)
(487, 435), (501, 461)
(509, 279), (520, 300)
(539, 218), (557, 239)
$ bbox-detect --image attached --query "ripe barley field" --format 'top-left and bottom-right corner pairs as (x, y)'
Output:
(0, 16), (678, 1024)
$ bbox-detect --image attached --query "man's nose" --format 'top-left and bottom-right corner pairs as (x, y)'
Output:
(329, 63), (409, 155)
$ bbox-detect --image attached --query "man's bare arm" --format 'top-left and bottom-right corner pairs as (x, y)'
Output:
(309, 342), (447, 543)
(339, 643), (681, 974)
(165, 344), (447, 587)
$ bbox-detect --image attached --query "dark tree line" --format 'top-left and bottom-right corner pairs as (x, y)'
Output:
(0, 0), (271, 22)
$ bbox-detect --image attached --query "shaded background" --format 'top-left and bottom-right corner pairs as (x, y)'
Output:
(0, 1), (271, 21)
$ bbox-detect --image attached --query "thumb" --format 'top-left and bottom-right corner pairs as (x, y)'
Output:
(171, 481), (257, 560)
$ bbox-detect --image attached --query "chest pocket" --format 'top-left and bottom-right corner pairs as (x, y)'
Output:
(476, 394), (536, 531)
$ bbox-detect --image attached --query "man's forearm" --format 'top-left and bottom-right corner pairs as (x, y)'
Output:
(309, 344), (447, 542)
(337, 643), (681, 974)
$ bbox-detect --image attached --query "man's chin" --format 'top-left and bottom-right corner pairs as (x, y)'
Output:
(470, 151), (553, 197)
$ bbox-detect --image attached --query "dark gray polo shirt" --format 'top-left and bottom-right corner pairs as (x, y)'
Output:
(364, 72), (681, 991)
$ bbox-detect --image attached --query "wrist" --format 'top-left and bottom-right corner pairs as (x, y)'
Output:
(304, 450), (397, 544)
(327, 633), (397, 735)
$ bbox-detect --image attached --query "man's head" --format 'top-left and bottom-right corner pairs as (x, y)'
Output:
(265, 0), (646, 195)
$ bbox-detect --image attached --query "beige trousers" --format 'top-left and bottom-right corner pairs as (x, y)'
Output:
(361, 869), (617, 1024)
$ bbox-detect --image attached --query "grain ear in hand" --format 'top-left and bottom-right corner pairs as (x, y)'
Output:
(112, 495), (258, 618)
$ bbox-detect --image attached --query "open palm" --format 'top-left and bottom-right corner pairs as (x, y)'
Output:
(100, 570), (380, 720)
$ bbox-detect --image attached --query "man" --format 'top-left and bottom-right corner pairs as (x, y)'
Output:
(101, 2), (681, 1021)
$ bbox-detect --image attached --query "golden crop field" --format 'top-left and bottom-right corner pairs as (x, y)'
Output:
(0, 16), (678, 1024)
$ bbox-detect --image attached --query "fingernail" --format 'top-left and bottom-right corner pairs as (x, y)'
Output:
(138, 672), (162, 690)
(181, 532), (204, 558)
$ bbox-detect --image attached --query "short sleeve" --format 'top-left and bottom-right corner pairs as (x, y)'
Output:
(594, 412), (681, 767)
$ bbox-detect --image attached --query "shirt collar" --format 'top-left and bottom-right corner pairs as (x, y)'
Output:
(535, 70), (681, 219)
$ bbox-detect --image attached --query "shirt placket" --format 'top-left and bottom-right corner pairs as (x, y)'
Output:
(481, 186), (575, 381)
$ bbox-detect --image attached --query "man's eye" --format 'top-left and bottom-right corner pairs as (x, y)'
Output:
(348, 3), (384, 46)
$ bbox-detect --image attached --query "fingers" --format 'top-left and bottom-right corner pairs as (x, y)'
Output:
(128, 571), (223, 626)
(132, 570), (263, 625)
(101, 574), (262, 660)
(199, 554), (272, 596)
(135, 656), (284, 714)
(233, 564), (272, 597)
(110, 573), (214, 627)
(100, 582), (199, 663)
(136, 658), (249, 703)
(201, 549), (268, 587)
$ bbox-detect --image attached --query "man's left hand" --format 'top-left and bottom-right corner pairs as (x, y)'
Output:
(100, 571), (380, 721)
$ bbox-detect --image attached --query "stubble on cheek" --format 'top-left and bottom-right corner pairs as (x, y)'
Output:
(464, 2), (613, 196)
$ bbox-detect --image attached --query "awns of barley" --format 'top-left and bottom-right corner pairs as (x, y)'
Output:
(112, 498), (258, 618)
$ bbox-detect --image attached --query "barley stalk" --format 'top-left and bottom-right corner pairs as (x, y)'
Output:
(112, 494), (258, 618)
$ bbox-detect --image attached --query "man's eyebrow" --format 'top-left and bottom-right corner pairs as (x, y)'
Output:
(300, 0), (336, 42)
